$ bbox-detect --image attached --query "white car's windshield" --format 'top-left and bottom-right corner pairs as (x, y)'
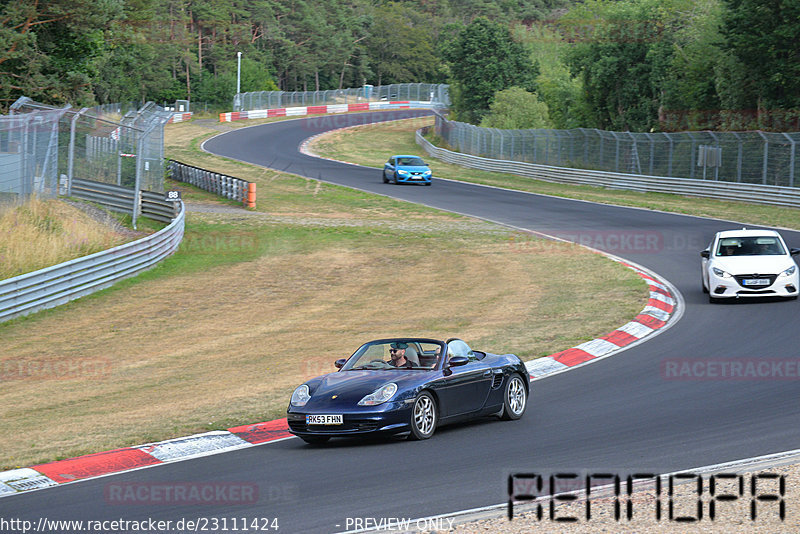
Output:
(715, 236), (786, 256)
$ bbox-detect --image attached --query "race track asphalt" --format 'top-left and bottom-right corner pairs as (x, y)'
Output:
(4, 110), (800, 533)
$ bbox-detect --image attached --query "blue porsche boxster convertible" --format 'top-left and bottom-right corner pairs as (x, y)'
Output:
(287, 338), (530, 443)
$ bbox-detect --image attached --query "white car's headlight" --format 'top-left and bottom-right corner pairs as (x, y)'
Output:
(712, 267), (732, 278)
(358, 383), (397, 406)
(290, 385), (311, 407)
(780, 265), (797, 277)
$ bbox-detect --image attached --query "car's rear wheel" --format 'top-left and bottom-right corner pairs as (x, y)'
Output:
(300, 435), (330, 445)
(500, 374), (527, 420)
(408, 391), (437, 440)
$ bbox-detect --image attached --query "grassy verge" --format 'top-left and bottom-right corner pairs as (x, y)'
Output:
(0, 197), (141, 279)
(0, 117), (648, 470)
(309, 117), (800, 231)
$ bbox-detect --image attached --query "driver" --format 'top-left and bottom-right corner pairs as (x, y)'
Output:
(388, 342), (413, 368)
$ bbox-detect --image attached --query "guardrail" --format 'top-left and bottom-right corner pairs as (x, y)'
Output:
(70, 178), (180, 223)
(220, 101), (444, 123)
(167, 159), (255, 208)
(0, 202), (185, 324)
(416, 129), (800, 209)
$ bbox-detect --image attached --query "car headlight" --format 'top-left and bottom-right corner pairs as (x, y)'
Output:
(780, 265), (797, 277)
(397, 170), (409, 176)
(712, 267), (732, 278)
(358, 383), (397, 406)
(290, 385), (311, 407)
(423, 170), (431, 176)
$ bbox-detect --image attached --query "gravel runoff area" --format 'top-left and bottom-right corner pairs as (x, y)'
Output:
(384, 452), (800, 534)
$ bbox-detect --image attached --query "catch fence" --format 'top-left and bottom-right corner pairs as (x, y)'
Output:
(235, 83), (450, 112)
(3, 97), (173, 227)
(434, 113), (800, 188)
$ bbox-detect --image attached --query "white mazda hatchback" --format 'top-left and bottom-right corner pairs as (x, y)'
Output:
(701, 229), (800, 302)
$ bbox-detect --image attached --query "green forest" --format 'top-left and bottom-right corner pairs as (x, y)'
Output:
(2, 0), (798, 132)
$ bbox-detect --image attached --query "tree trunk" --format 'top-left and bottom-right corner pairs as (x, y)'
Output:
(186, 60), (191, 100)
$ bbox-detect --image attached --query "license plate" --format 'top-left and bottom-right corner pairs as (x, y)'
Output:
(744, 279), (770, 286)
(306, 414), (343, 425)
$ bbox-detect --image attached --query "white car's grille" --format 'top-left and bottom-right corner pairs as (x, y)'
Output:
(734, 274), (777, 288)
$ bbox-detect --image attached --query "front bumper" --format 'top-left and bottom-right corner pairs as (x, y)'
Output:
(287, 405), (412, 438)
(396, 175), (432, 185)
(707, 270), (799, 298)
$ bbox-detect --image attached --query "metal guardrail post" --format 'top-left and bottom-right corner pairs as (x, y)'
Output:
(732, 132), (743, 182)
(664, 132), (675, 176)
(783, 133), (796, 188)
(66, 107), (89, 197)
(758, 131), (769, 185)
(644, 132), (655, 176)
(708, 131), (720, 180)
(132, 134), (144, 229)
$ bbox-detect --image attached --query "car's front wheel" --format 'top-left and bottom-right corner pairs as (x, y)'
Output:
(382, 170), (389, 183)
(500, 374), (527, 420)
(408, 391), (437, 440)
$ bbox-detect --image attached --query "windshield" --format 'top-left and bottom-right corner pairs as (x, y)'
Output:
(341, 340), (443, 371)
(715, 236), (786, 257)
(397, 157), (426, 166)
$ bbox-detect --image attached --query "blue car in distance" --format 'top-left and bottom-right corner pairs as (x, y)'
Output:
(383, 155), (432, 185)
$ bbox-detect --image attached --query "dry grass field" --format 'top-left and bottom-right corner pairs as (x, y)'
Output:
(0, 197), (136, 279)
(0, 117), (648, 470)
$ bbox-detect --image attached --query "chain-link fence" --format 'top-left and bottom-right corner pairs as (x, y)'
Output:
(0, 107), (69, 199)
(434, 114), (800, 188)
(235, 83), (450, 112)
(5, 97), (172, 201)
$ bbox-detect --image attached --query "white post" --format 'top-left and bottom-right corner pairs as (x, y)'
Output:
(235, 51), (242, 111)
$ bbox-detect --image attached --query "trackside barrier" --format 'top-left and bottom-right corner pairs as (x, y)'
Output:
(416, 129), (800, 209)
(0, 202), (185, 324)
(167, 159), (255, 208)
(219, 101), (442, 122)
(168, 112), (193, 123)
(70, 178), (180, 223)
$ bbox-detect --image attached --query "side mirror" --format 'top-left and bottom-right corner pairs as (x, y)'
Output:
(700, 250), (710, 259)
(334, 359), (347, 369)
(448, 356), (469, 368)
(790, 248), (800, 256)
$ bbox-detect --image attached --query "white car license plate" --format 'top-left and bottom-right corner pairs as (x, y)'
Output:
(306, 414), (343, 425)
(744, 279), (770, 286)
